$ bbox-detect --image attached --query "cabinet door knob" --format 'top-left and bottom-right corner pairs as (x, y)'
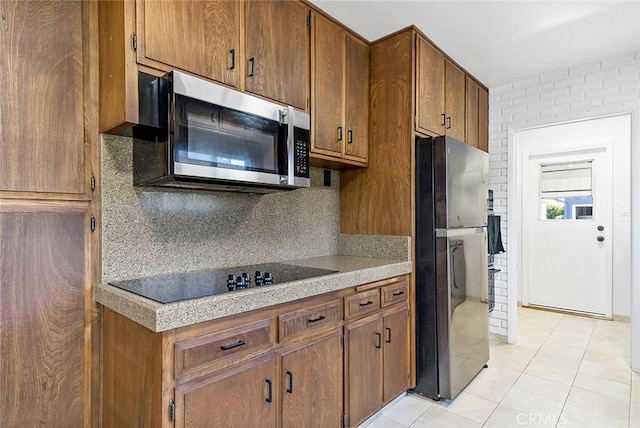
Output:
(597, 236), (605, 242)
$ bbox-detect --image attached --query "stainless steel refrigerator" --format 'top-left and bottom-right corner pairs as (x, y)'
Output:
(413, 135), (490, 401)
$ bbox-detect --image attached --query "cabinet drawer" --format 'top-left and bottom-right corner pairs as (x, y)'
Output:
(381, 280), (408, 307)
(175, 317), (276, 382)
(279, 299), (343, 342)
(344, 289), (380, 320)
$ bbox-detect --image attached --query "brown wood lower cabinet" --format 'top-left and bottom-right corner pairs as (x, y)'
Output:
(345, 298), (409, 427)
(101, 275), (410, 428)
(175, 353), (277, 428)
(383, 304), (410, 402)
(1, 204), (90, 427)
(280, 330), (343, 428)
(345, 313), (384, 426)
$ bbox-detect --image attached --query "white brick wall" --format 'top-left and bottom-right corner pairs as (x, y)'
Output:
(488, 52), (640, 337)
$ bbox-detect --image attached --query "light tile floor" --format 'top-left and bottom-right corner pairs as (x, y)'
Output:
(360, 307), (637, 427)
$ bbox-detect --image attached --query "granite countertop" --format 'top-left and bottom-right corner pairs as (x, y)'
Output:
(96, 255), (412, 332)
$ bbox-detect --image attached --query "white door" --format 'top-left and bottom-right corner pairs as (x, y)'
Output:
(523, 149), (612, 316)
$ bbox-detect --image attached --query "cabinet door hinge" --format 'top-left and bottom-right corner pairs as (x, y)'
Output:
(131, 33), (137, 52)
(90, 174), (95, 192)
(168, 400), (175, 422)
(90, 216), (96, 233)
(341, 413), (346, 428)
(307, 12), (311, 29)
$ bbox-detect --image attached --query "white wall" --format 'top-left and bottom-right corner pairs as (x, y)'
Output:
(488, 52), (640, 338)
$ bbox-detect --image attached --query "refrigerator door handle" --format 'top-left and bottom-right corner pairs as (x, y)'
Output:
(436, 227), (487, 238)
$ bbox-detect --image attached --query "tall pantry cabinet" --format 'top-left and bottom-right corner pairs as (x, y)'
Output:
(0, 1), (99, 427)
(340, 27), (489, 387)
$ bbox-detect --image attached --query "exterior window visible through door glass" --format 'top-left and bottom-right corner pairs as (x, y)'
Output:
(539, 161), (593, 220)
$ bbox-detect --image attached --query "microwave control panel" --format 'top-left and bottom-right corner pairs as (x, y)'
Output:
(294, 128), (310, 178)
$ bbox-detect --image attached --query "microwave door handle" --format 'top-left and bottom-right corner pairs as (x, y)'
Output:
(285, 106), (295, 186)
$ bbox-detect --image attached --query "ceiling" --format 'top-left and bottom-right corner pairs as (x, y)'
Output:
(307, 1), (640, 88)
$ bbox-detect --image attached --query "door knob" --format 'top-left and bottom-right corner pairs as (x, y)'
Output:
(597, 225), (604, 231)
(597, 236), (605, 242)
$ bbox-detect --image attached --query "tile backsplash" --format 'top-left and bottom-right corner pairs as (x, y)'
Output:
(101, 135), (340, 282)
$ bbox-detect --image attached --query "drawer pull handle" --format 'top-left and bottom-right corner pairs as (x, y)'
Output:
(307, 315), (326, 323)
(375, 332), (382, 349)
(286, 371), (293, 394)
(392, 290), (405, 297)
(220, 340), (246, 351)
(359, 301), (373, 307)
(265, 379), (273, 403)
(385, 327), (391, 343)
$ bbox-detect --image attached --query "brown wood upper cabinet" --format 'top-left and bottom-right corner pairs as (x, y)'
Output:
(0, 0), (89, 196)
(345, 35), (370, 162)
(245, 0), (310, 110)
(465, 76), (481, 148)
(99, 0), (311, 134)
(465, 78), (489, 152)
(478, 87), (489, 152)
(445, 60), (466, 141)
(416, 37), (445, 137)
(415, 36), (466, 142)
(139, 0), (240, 89)
(101, 0), (243, 133)
(311, 12), (369, 168)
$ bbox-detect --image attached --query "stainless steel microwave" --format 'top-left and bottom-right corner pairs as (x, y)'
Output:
(133, 71), (311, 193)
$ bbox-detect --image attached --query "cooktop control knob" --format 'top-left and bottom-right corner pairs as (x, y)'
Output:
(264, 272), (273, 285)
(255, 271), (264, 286)
(242, 272), (251, 288)
(227, 274), (237, 291)
(236, 276), (247, 289)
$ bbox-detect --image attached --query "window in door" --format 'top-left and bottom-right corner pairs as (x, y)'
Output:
(539, 161), (593, 220)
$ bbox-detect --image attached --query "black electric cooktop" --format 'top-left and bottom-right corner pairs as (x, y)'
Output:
(109, 262), (338, 304)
